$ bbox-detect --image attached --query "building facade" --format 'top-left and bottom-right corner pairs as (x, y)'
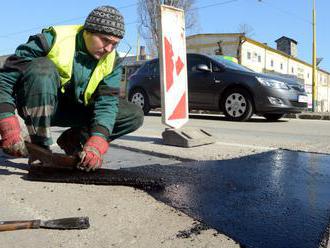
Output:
(186, 33), (330, 112)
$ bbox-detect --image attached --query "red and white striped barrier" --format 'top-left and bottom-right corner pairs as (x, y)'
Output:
(159, 5), (188, 129)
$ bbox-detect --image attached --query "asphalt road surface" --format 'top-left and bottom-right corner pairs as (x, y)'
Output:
(141, 113), (330, 154)
(114, 115), (330, 248)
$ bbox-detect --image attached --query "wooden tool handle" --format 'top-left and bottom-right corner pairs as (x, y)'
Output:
(0, 220), (40, 232)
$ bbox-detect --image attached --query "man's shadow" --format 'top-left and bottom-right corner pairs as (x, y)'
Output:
(0, 152), (29, 176)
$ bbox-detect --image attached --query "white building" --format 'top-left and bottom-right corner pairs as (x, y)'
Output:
(186, 33), (330, 112)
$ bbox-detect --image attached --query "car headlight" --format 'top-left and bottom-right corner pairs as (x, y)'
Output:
(256, 77), (290, 90)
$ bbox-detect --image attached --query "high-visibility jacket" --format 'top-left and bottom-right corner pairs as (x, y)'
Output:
(47, 25), (116, 105)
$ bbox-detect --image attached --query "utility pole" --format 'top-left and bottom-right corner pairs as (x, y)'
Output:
(312, 0), (317, 111)
(136, 26), (140, 62)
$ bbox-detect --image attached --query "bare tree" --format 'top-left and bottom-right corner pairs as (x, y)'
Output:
(137, 0), (198, 57)
(237, 23), (255, 37)
(215, 41), (224, 55)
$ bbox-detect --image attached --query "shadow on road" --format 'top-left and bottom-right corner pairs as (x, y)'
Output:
(0, 154), (29, 176)
(118, 135), (163, 144)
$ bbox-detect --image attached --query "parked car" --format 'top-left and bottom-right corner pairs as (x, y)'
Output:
(128, 53), (308, 121)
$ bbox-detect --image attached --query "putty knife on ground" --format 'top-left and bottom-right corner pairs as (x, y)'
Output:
(0, 217), (90, 232)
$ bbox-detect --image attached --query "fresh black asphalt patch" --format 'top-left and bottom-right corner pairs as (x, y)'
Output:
(27, 166), (165, 191)
(25, 149), (330, 248)
(141, 150), (330, 248)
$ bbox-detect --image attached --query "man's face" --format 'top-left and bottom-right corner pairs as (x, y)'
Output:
(83, 31), (121, 60)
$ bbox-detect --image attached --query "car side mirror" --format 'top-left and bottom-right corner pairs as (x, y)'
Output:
(196, 64), (211, 73)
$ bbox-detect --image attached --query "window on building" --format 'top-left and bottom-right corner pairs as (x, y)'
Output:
(247, 52), (251, 60)
(307, 73), (310, 79)
(280, 63), (283, 70)
(291, 67), (294, 74)
(258, 56), (261, 63)
(270, 60), (274, 67)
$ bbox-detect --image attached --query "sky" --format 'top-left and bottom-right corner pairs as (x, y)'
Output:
(0, 0), (329, 71)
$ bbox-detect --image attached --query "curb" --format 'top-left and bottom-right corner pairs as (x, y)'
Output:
(284, 113), (330, 120)
(152, 110), (330, 121)
(151, 111), (330, 121)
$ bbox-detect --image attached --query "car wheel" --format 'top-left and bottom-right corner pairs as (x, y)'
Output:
(222, 88), (254, 121)
(263, 113), (284, 121)
(129, 88), (151, 115)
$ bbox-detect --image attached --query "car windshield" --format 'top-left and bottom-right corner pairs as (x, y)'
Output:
(211, 56), (252, 72)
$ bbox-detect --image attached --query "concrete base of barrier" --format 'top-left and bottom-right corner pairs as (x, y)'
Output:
(162, 127), (215, 148)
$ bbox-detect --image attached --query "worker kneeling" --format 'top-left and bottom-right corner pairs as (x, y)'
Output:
(0, 6), (143, 171)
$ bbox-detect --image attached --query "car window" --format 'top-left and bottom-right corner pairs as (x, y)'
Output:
(187, 56), (211, 72)
(137, 63), (151, 75)
(211, 55), (252, 72)
(149, 62), (160, 76)
(211, 62), (222, 72)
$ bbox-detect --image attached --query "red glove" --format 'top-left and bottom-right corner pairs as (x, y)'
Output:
(0, 115), (28, 157)
(78, 136), (109, 171)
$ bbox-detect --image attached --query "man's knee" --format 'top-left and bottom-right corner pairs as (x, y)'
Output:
(18, 57), (60, 99)
(21, 57), (60, 91)
(26, 57), (56, 73)
(25, 57), (58, 77)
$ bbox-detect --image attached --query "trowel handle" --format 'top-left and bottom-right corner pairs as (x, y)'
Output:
(0, 220), (40, 232)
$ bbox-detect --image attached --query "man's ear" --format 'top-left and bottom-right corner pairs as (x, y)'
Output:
(83, 30), (89, 38)
(83, 30), (93, 40)
(83, 31), (93, 47)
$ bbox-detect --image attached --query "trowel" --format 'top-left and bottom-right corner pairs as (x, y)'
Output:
(25, 142), (79, 169)
(0, 217), (90, 232)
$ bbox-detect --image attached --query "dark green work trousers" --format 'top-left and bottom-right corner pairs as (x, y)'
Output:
(16, 57), (143, 146)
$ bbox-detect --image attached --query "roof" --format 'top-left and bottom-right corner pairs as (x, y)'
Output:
(275, 36), (298, 45)
(187, 33), (244, 40)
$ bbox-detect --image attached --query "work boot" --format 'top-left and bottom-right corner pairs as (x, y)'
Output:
(57, 128), (83, 156)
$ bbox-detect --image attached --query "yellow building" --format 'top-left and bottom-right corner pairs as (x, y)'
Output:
(186, 33), (330, 112)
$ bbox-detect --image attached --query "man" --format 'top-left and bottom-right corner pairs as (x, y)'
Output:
(0, 6), (143, 171)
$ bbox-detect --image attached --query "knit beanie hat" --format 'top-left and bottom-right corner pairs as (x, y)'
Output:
(84, 6), (125, 39)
